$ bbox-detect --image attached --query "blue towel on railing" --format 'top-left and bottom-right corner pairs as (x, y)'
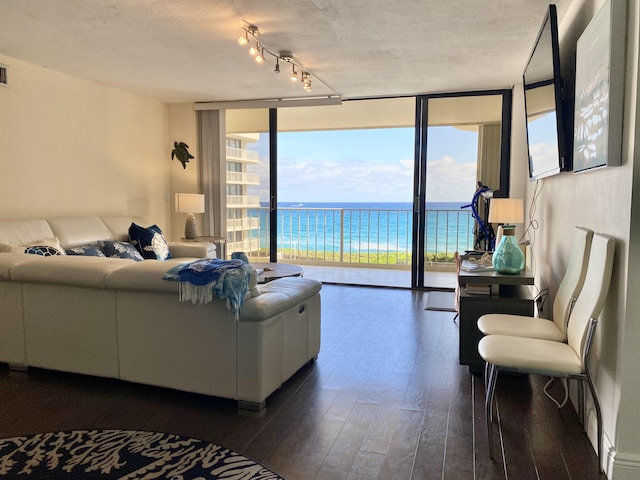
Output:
(168, 258), (251, 319)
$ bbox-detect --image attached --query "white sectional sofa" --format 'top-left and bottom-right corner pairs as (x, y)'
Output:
(0, 216), (321, 410)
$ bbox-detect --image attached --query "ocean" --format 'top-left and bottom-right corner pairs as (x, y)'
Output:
(254, 202), (476, 256)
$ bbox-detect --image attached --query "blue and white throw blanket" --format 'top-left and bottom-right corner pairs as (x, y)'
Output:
(163, 259), (251, 319)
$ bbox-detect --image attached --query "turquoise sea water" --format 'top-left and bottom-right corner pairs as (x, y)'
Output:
(256, 202), (475, 255)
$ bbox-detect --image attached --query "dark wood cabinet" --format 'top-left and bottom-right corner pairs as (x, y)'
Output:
(458, 269), (534, 373)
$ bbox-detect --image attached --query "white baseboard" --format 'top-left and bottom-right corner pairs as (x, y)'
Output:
(607, 450), (640, 479)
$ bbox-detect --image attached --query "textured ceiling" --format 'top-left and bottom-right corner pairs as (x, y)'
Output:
(0, 0), (573, 103)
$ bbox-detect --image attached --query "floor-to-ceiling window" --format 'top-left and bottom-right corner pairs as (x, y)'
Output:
(224, 109), (270, 260)
(413, 91), (512, 288)
(204, 92), (511, 288)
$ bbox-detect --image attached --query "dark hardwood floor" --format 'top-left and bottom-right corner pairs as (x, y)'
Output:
(0, 284), (605, 479)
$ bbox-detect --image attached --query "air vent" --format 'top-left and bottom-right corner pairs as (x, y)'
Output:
(0, 64), (8, 87)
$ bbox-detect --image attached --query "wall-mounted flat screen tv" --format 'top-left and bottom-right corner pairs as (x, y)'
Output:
(523, 4), (571, 180)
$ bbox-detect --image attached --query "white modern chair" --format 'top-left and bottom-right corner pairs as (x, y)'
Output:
(478, 233), (615, 471)
(477, 226), (593, 342)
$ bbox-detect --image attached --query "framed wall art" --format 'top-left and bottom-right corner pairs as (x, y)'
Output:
(573, 0), (627, 173)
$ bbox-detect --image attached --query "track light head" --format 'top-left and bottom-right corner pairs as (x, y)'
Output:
(239, 24), (336, 95)
(240, 24), (258, 46)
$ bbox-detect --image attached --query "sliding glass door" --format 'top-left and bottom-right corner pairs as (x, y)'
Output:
(412, 91), (512, 288)
(215, 92), (511, 288)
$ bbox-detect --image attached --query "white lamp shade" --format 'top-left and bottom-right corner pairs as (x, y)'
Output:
(175, 193), (205, 214)
(488, 198), (524, 224)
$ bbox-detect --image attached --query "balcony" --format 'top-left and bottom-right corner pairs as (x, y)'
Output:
(227, 195), (261, 208)
(227, 217), (260, 230)
(226, 171), (260, 185)
(226, 146), (259, 164)
(225, 206), (475, 287)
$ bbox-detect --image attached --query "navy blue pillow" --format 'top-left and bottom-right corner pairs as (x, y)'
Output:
(65, 245), (106, 257)
(128, 223), (172, 261)
(25, 245), (64, 257)
(98, 241), (144, 261)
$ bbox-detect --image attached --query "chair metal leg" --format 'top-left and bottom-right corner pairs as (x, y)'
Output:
(578, 379), (585, 426)
(485, 364), (499, 459)
(486, 364), (498, 423)
(585, 376), (603, 473)
(484, 361), (489, 390)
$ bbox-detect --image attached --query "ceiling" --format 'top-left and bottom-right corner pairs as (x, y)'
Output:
(0, 0), (573, 104)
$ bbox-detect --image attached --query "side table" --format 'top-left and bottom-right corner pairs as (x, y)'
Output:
(458, 267), (534, 373)
(251, 262), (304, 284)
(181, 236), (227, 259)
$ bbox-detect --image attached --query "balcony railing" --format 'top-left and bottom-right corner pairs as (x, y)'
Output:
(226, 146), (259, 163)
(226, 206), (476, 267)
(227, 195), (261, 207)
(226, 171), (260, 185)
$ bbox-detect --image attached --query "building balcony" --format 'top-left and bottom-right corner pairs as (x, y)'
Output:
(227, 195), (261, 208)
(227, 217), (260, 230)
(226, 146), (259, 164)
(226, 171), (260, 185)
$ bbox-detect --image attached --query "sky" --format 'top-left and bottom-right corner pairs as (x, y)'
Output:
(247, 126), (480, 204)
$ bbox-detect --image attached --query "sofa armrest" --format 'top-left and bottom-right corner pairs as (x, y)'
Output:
(169, 242), (216, 258)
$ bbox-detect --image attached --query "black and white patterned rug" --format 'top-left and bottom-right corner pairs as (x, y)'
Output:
(0, 430), (284, 479)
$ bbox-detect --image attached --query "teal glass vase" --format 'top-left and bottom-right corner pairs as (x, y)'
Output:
(492, 226), (525, 274)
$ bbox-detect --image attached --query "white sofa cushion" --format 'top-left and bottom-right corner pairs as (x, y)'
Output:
(46, 216), (115, 248)
(9, 255), (133, 288)
(240, 277), (322, 321)
(0, 219), (54, 245)
(0, 253), (46, 280)
(105, 257), (198, 293)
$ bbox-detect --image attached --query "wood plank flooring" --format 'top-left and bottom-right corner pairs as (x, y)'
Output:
(0, 284), (605, 479)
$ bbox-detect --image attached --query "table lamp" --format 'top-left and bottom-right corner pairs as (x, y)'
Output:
(175, 193), (205, 239)
(489, 198), (524, 273)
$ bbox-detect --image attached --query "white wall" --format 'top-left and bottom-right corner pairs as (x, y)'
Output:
(521, 0), (639, 477)
(167, 103), (199, 242)
(0, 54), (170, 229)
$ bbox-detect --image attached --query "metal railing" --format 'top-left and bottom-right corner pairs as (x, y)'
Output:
(227, 206), (476, 267)
(226, 146), (259, 162)
(226, 171), (260, 185)
(227, 195), (261, 207)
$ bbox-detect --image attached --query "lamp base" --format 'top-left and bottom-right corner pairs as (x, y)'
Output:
(492, 225), (525, 274)
(184, 213), (198, 240)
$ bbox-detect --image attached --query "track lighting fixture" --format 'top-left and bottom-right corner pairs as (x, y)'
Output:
(255, 46), (265, 63)
(238, 21), (338, 96)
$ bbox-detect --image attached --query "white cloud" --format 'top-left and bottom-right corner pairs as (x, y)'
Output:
(426, 156), (478, 202)
(269, 154), (477, 203)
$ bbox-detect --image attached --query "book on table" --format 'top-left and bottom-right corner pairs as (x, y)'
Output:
(464, 283), (492, 295)
(460, 260), (495, 273)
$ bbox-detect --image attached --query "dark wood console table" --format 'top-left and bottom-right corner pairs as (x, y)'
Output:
(458, 267), (534, 373)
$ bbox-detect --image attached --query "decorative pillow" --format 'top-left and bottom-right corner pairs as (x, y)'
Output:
(128, 223), (172, 261)
(0, 237), (66, 256)
(65, 245), (106, 257)
(24, 245), (65, 257)
(98, 241), (144, 261)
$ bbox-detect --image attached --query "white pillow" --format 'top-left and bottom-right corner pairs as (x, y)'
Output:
(0, 237), (67, 255)
(247, 268), (262, 298)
